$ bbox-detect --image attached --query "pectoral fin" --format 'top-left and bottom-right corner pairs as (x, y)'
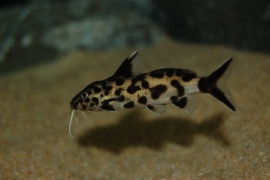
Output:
(146, 104), (167, 115)
(99, 99), (122, 112)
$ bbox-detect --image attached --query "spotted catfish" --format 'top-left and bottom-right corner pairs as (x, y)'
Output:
(70, 51), (235, 116)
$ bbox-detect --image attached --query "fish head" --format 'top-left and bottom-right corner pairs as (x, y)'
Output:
(70, 83), (102, 111)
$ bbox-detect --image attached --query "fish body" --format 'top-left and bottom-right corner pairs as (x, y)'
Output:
(70, 52), (235, 115)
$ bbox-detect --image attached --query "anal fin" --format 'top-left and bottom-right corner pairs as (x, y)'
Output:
(171, 95), (197, 113)
(146, 104), (167, 115)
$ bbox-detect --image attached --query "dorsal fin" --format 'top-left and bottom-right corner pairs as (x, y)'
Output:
(112, 51), (144, 78)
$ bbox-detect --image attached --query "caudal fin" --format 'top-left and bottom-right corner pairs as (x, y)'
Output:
(198, 58), (236, 112)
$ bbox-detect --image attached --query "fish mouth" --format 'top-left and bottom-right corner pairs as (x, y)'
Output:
(70, 101), (100, 111)
(70, 101), (78, 110)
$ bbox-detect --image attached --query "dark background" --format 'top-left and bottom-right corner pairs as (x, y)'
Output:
(1, 0), (270, 74)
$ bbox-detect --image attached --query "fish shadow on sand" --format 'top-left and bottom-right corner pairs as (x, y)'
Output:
(77, 111), (230, 154)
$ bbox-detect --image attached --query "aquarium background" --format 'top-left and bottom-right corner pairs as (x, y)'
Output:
(0, 0), (269, 179)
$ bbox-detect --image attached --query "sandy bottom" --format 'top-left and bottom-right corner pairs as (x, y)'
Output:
(1, 36), (269, 179)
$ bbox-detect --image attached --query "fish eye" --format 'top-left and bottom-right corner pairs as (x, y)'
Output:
(81, 92), (88, 98)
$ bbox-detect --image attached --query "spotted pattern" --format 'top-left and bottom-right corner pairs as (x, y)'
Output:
(92, 97), (99, 105)
(170, 80), (184, 96)
(141, 81), (149, 89)
(150, 84), (167, 99)
(138, 96), (147, 104)
(105, 86), (113, 91)
(124, 101), (135, 108)
(93, 86), (101, 93)
(118, 95), (125, 102)
(114, 89), (122, 96)
(127, 85), (141, 94)
(85, 98), (90, 103)
(166, 69), (174, 77)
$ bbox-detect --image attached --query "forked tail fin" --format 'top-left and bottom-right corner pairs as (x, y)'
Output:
(198, 58), (236, 112)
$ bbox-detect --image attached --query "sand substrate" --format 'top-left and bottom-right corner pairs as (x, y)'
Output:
(1, 36), (269, 179)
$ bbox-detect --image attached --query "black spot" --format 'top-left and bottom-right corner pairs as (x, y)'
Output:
(138, 96), (147, 104)
(90, 103), (94, 107)
(93, 86), (101, 93)
(100, 103), (115, 111)
(170, 80), (184, 96)
(79, 99), (83, 103)
(166, 69), (174, 77)
(150, 85), (167, 99)
(104, 91), (109, 96)
(172, 97), (187, 108)
(124, 101), (135, 108)
(178, 97), (187, 108)
(82, 105), (87, 109)
(170, 96), (178, 102)
(116, 78), (125, 86)
(118, 95), (125, 102)
(154, 84), (167, 94)
(182, 73), (196, 82)
(114, 89), (122, 96)
(92, 97), (99, 105)
(177, 87), (184, 96)
(141, 81), (149, 89)
(175, 70), (183, 77)
(149, 70), (164, 78)
(151, 92), (159, 99)
(100, 94), (104, 98)
(127, 85), (140, 94)
(85, 98), (90, 103)
(171, 80), (179, 87)
(105, 86), (113, 91)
